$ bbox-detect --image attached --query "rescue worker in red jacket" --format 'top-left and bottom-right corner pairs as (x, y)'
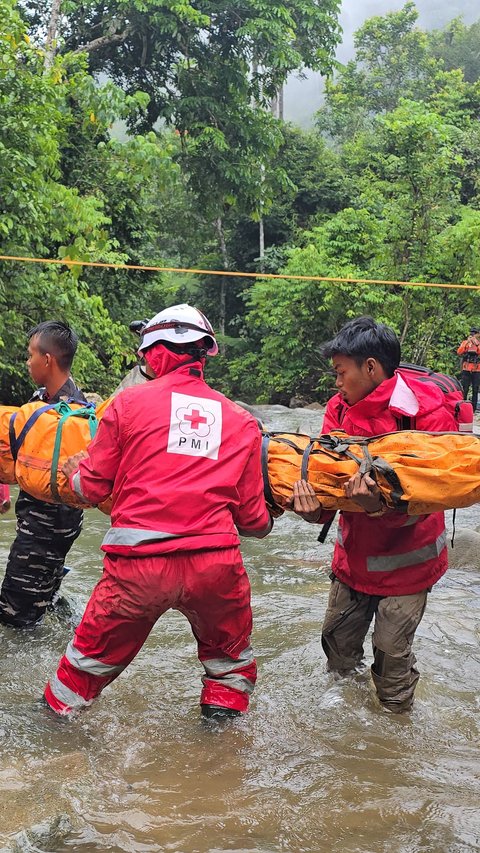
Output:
(293, 316), (456, 713)
(44, 304), (272, 720)
(457, 327), (480, 412)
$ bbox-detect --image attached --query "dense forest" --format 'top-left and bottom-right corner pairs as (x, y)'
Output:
(1, 0), (480, 405)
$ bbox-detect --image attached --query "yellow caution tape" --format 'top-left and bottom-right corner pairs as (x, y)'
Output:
(0, 253), (479, 290)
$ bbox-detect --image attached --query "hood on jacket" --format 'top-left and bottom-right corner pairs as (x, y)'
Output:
(328, 372), (449, 435)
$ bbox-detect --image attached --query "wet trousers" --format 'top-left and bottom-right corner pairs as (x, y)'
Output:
(0, 491), (83, 628)
(460, 370), (480, 411)
(321, 577), (428, 712)
(44, 548), (256, 715)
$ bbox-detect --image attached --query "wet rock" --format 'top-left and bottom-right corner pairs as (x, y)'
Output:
(258, 404), (291, 413)
(289, 395), (309, 408)
(83, 392), (103, 405)
(447, 527), (480, 569)
(0, 814), (73, 852)
(113, 365), (147, 395)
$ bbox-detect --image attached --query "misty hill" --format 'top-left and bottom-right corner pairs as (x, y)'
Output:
(285, 0), (480, 126)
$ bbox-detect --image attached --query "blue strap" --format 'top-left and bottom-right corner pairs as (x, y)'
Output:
(8, 403), (57, 461)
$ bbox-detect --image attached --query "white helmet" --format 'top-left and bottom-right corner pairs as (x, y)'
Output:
(138, 304), (218, 356)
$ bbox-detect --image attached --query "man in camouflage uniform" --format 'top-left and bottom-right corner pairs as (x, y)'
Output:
(0, 321), (86, 628)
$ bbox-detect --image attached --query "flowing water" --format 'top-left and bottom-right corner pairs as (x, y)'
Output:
(1, 407), (479, 853)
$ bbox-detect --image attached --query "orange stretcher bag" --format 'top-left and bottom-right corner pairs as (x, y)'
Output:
(0, 405), (21, 484)
(7, 400), (98, 507)
(263, 430), (480, 515)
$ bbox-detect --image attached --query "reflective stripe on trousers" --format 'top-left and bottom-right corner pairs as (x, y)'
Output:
(201, 645), (256, 696)
(45, 641), (126, 713)
(44, 549), (256, 715)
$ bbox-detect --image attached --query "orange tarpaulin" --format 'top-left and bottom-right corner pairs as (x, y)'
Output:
(263, 431), (480, 515)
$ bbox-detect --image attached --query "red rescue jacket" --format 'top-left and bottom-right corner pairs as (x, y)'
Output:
(71, 363), (270, 556)
(321, 372), (456, 596)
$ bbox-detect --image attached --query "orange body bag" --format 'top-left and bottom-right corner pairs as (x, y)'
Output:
(263, 430), (480, 515)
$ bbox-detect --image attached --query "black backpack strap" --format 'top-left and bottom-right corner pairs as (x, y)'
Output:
(317, 514), (336, 544)
(261, 434), (276, 508)
(397, 415), (412, 430)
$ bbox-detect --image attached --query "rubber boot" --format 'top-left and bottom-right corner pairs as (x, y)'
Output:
(201, 704), (241, 720)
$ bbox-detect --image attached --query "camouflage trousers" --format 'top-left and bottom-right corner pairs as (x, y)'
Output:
(321, 576), (428, 713)
(0, 491), (83, 628)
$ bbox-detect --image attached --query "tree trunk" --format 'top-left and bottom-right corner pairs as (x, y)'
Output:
(259, 216), (265, 270)
(258, 161), (265, 270)
(44, 0), (62, 69)
(278, 84), (284, 120)
(72, 29), (130, 56)
(215, 216), (228, 355)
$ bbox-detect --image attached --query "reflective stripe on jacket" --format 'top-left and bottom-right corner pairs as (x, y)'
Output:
(321, 373), (455, 596)
(69, 364), (270, 555)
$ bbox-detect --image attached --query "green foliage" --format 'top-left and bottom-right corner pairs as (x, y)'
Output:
(428, 18), (480, 85)
(0, 0), (145, 401)
(318, 2), (439, 141)
(3, 0), (480, 409)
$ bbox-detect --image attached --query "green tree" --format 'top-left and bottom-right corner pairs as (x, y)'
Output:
(428, 17), (480, 85)
(26, 0), (341, 131)
(318, 2), (439, 142)
(0, 0), (175, 401)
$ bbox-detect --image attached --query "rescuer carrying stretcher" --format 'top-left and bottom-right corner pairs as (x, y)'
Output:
(292, 316), (459, 714)
(44, 304), (273, 720)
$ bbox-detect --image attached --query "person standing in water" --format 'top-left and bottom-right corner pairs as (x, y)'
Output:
(0, 321), (86, 628)
(293, 316), (456, 713)
(44, 304), (272, 720)
(457, 327), (480, 412)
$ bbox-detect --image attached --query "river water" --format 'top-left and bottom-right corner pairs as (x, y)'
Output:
(0, 406), (479, 852)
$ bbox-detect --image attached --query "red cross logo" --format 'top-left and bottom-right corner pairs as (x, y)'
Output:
(183, 408), (208, 430)
(177, 402), (215, 437)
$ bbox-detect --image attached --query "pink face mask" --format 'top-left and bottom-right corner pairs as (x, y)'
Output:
(141, 344), (205, 378)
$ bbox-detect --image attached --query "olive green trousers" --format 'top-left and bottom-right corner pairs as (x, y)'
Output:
(321, 577), (428, 712)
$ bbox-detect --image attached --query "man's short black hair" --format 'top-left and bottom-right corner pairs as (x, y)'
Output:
(323, 316), (401, 378)
(28, 321), (79, 372)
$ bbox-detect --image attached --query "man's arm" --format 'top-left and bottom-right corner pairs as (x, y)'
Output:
(233, 426), (272, 538)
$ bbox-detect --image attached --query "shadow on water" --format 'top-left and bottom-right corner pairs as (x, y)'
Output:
(0, 407), (479, 852)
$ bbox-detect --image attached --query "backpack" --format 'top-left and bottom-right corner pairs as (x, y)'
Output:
(397, 363), (474, 434)
(7, 400), (98, 505)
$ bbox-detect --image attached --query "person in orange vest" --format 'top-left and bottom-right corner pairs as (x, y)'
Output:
(44, 304), (273, 720)
(457, 327), (480, 412)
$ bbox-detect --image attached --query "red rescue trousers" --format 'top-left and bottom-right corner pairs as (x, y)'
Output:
(44, 548), (256, 715)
